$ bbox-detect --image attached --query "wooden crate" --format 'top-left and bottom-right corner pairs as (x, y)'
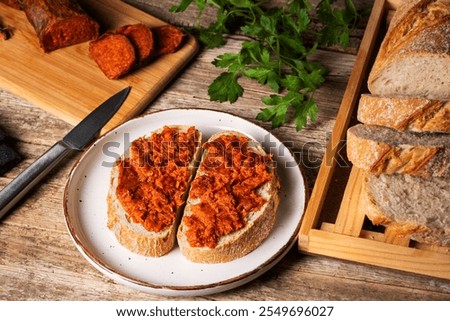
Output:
(298, 0), (450, 280)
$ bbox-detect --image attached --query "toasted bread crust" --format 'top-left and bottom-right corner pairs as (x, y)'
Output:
(346, 124), (450, 177)
(358, 95), (450, 133)
(177, 130), (280, 263)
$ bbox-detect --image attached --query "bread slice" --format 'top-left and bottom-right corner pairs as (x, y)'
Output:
(347, 124), (450, 177)
(367, 0), (450, 99)
(107, 126), (202, 257)
(361, 172), (450, 247)
(177, 131), (280, 263)
(358, 94), (450, 133)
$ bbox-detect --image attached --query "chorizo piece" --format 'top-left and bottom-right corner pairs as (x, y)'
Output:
(89, 33), (136, 80)
(152, 25), (185, 56)
(0, 0), (22, 10)
(89, 23), (185, 79)
(21, 0), (99, 52)
(116, 23), (154, 66)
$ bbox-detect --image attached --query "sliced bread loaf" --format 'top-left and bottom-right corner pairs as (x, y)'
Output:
(358, 94), (450, 133)
(107, 125), (202, 257)
(347, 124), (450, 177)
(177, 131), (280, 263)
(361, 172), (450, 246)
(367, 0), (450, 99)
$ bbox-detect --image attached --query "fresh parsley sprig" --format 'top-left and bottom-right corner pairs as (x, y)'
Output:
(171, 0), (361, 131)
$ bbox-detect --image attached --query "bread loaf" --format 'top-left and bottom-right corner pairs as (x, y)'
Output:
(22, 0), (99, 52)
(358, 94), (450, 133)
(107, 126), (202, 257)
(346, 124), (450, 177)
(351, 1), (450, 248)
(177, 131), (280, 263)
(367, 0), (450, 99)
(361, 172), (450, 247)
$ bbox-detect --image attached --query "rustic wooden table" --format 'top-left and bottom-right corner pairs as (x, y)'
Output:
(1, 0), (449, 300)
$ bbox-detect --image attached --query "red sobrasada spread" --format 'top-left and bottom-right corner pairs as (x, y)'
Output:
(116, 126), (199, 232)
(184, 134), (274, 248)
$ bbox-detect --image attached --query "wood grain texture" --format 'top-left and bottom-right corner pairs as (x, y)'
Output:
(1, 0), (450, 300)
(0, 0), (198, 132)
(299, 0), (387, 239)
(333, 167), (366, 236)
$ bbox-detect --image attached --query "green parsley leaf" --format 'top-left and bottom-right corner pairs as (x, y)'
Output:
(316, 0), (360, 47)
(212, 52), (243, 72)
(293, 98), (318, 131)
(208, 72), (243, 103)
(229, 0), (255, 8)
(258, 91), (306, 129)
(257, 99), (289, 128)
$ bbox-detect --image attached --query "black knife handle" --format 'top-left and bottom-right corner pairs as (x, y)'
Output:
(0, 142), (73, 220)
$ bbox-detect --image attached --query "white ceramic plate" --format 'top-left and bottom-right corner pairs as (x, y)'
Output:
(64, 109), (306, 296)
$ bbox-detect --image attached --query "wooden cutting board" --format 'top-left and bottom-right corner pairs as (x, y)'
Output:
(0, 0), (199, 132)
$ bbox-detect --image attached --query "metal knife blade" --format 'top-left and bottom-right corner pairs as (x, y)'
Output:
(0, 86), (131, 220)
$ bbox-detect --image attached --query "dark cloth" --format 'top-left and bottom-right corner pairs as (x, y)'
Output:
(0, 127), (21, 175)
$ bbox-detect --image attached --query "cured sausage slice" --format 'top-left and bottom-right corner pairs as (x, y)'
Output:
(88, 23), (185, 79)
(117, 23), (154, 65)
(89, 33), (136, 80)
(22, 0), (99, 52)
(152, 25), (185, 56)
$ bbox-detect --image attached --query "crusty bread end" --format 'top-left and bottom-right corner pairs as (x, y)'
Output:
(346, 124), (450, 177)
(367, 0), (450, 99)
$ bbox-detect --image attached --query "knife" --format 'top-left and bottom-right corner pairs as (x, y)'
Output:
(0, 86), (131, 220)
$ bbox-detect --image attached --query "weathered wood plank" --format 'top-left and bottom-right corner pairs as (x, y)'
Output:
(1, 0), (450, 301)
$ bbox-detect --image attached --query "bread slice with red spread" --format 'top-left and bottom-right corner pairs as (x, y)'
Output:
(107, 125), (202, 257)
(177, 131), (280, 263)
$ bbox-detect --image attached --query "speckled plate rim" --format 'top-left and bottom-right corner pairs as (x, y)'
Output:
(63, 108), (307, 296)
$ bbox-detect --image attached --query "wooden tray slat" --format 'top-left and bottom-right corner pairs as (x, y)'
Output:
(333, 167), (365, 237)
(298, 0), (386, 238)
(305, 229), (450, 280)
